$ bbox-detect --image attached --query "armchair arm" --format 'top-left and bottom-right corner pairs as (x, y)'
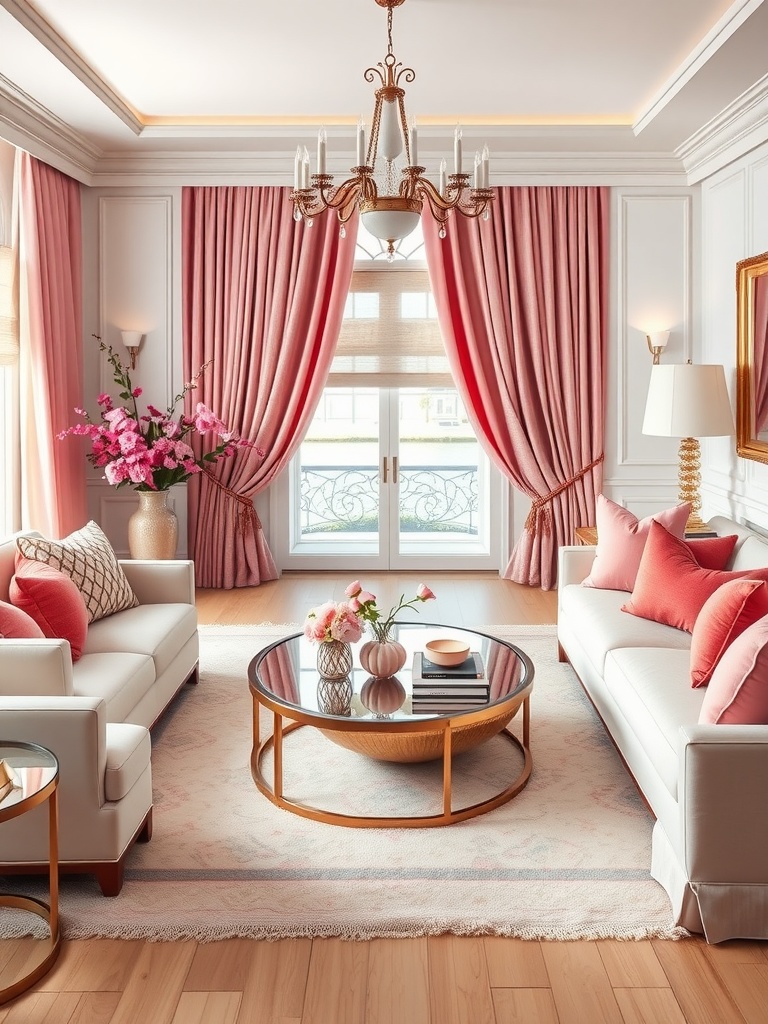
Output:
(679, 724), (768, 883)
(119, 559), (195, 605)
(557, 545), (596, 590)
(0, 639), (74, 696)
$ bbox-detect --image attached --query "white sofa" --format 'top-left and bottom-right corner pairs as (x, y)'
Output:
(0, 530), (199, 895)
(557, 515), (768, 943)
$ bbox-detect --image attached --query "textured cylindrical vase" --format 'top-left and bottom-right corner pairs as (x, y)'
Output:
(128, 490), (178, 559)
(316, 639), (353, 680)
(317, 676), (353, 716)
(359, 638), (407, 678)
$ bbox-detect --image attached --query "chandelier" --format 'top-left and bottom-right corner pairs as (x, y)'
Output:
(291, 0), (493, 257)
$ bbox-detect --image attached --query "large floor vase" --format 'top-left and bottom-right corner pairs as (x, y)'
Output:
(128, 490), (178, 559)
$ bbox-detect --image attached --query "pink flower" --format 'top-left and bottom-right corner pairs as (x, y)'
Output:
(417, 584), (436, 601)
(345, 581), (362, 598)
(194, 403), (227, 435)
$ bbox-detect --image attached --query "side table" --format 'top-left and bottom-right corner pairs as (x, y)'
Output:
(0, 741), (61, 1005)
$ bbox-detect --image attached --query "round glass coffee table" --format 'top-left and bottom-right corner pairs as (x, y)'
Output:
(248, 623), (533, 827)
(0, 741), (61, 1005)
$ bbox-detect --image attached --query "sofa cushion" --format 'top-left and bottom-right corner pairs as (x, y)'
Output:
(17, 521), (138, 624)
(689, 579), (768, 688)
(560, 583), (691, 676)
(9, 559), (89, 660)
(603, 647), (704, 800)
(582, 495), (690, 592)
(83, 603), (198, 679)
(73, 652), (156, 723)
(0, 598), (45, 639)
(685, 534), (738, 570)
(104, 723), (152, 801)
(699, 618), (768, 725)
(622, 521), (768, 633)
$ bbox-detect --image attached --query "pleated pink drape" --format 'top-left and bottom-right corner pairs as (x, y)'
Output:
(423, 186), (608, 590)
(18, 152), (87, 538)
(182, 186), (356, 589)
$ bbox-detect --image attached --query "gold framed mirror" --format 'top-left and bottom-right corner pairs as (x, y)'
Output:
(736, 251), (768, 464)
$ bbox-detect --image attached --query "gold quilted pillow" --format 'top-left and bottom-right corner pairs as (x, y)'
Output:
(16, 521), (138, 623)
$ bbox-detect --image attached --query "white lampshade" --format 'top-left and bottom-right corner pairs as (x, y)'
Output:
(121, 330), (143, 350)
(642, 363), (734, 438)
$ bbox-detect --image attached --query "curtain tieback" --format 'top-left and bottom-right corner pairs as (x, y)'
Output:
(202, 470), (261, 534)
(524, 453), (605, 536)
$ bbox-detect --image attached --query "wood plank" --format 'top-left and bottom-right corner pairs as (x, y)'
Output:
(541, 941), (623, 1024)
(185, 940), (255, 992)
(107, 941), (197, 1024)
(302, 938), (368, 1024)
(716, 963), (768, 1024)
(69, 993), (122, 1024)
(483, 938), (549, 988)
(651, 939), (747, 1024)
(365, 938), (429, 1024)
(427, 935), (495, 1024)
(37, 939), (143, 992)
(491, 988), (559, 1024)
(235, 938), (312, 1024)
(0, 991), (73, 1022)
(596, 940), (668, 988)
(702, 941), (768, 967)
(613, 987), (687, 1024)
(171, 991), (241, 1024)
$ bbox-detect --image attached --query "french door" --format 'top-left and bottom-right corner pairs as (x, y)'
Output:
(274, 386), (503, 570)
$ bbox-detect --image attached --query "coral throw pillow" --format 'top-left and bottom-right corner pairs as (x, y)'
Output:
(16, 520), (137, 623)
(0, 598), (45, 639)
(582, 495), (690, 592)
(621, 521), (768, 633)
(699, 617), (768, 725)
(689, 578), (768, 687)
(685, 534), (738, 571)
(9, 558), (89, 660)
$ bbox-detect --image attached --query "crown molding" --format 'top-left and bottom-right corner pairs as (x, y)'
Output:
(0, 73), (98, 183)
(677, 73), (768, 182)
(0, 0), (143, 136)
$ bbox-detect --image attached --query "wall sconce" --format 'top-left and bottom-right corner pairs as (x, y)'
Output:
(120, 331), (143, 370)
(646, 330), (670, 365)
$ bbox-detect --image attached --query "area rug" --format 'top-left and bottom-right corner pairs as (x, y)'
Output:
(3, 623), (685, 942)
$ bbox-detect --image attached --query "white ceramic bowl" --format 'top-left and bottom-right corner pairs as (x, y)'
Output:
(425, 638), (471, 667)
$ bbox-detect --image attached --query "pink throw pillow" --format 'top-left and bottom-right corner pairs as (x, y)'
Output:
(621, 521), (768, 633)
(685, 534), (738, 571)
(0, 598), (45, 639)
(699, 617), (768, 725)
(582, 495), (690, 592)
(9, 558), (89, 661)
(689, 579), (768, 688)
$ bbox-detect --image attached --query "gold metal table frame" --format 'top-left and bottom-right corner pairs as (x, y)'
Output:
(0, 741), (61, 1006)
(248, 628), (533, 828)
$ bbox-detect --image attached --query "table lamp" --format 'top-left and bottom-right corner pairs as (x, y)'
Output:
(642, 362), (734, 533)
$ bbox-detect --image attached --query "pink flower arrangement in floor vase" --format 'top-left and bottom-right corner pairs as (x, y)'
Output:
(59, 338), (261, 492)
(303, 600), (364, 645)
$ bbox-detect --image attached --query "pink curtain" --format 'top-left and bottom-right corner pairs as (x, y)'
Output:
(182, 186), (356, 588)
(423, 186), (608, 590)
(18, 152), (87, 538)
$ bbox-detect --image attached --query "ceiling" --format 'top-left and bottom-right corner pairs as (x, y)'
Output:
(1, 0), (768, 183)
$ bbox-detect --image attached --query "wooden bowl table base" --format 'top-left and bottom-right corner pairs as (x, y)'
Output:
(250, 690), (532, 828)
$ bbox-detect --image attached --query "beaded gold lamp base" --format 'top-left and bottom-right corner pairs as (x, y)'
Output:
(677, 436), (710, 533)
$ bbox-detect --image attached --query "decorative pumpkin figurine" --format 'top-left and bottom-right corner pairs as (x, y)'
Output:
(359, 637), (407, 677)
(360, 675), (406, 718)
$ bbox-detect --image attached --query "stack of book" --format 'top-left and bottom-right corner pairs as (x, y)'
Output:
(411, 650), (489, 714)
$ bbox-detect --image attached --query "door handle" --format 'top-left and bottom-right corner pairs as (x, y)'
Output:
(392, 456), (399, 484)
(382, 456), (388, 483)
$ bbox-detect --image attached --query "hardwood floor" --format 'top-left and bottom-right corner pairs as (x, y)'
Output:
(2, 572), (767, 1023)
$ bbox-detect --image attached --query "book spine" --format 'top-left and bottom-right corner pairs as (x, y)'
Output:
(412, 686), (489, 697)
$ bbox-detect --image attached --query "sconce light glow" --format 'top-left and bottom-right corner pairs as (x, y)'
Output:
(120, 330), (143, 370)
(646, 330), (670, 365)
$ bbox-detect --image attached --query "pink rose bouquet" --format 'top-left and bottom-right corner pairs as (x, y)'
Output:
(345, 580), (436, 641)
(59, 338), (261, 492)
(303, 600), (364, 645)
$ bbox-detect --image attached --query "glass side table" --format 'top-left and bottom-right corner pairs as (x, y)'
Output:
(0, 741), (61, 1005)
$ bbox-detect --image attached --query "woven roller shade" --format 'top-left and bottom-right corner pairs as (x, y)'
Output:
(0, 245), (19, 366)
(328, 268), (452, 388)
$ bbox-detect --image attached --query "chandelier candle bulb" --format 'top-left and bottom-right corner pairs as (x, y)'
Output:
(454, 127), (462, 174)
(317, 128), (327, 175)
(409, 124), (418, 167)
(439, 158), (447, 195)
(294, 145), (302, 190)
(357, 120), (366, 166)
(481, 144), (490, 189)
(474, 152), (481, 190)
(302, 147), (310, 188)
